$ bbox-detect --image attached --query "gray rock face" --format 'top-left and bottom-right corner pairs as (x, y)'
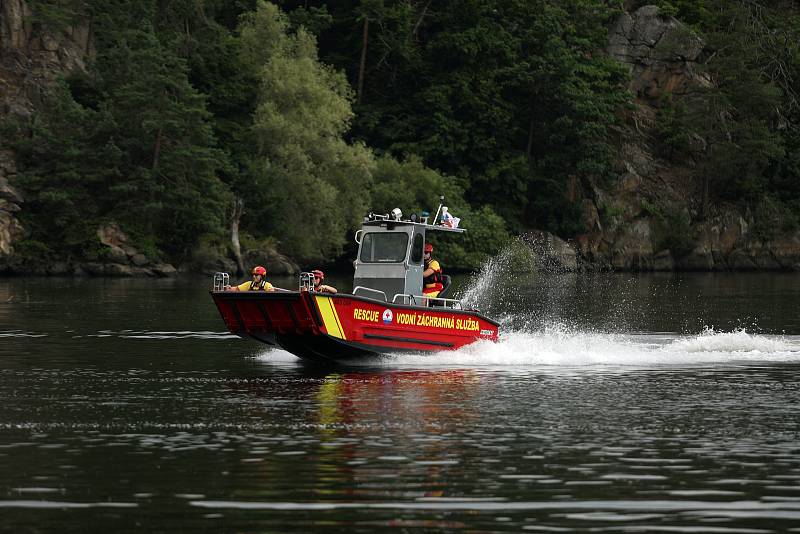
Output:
(196, 256), (238, 276)
(0, 171), (24, 258)
(561, 5), (800, 271)
(87, 223), (177, 277)
(243, 249), (299, 276)
(151, 263), (177, 277)
(130, 253), (148, 267)
(610, 218), (655, 270)
(1, 0), (94, 261)
(607, 6), (710, 100)
(98, 224), (138, 258)
(1, 0), (94, 116)
(0, 209), (24, 257)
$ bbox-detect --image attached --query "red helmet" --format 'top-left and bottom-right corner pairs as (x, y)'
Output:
(312, 269), (324, 280)
(424, 243), (433, 253)
(252, 265), (267, 276)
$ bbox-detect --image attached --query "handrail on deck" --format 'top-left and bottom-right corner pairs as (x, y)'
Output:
(392, 293), (464, 309)
(213, 272), (230, 291)
(353, 286), (388, 301)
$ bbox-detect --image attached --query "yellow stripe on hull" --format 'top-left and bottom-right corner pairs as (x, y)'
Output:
(314, 295), (346, 340)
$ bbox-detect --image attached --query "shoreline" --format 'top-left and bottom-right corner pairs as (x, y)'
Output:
(1, 265), (798, 278)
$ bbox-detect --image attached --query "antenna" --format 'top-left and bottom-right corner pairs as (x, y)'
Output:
(432, 195), (445, 226)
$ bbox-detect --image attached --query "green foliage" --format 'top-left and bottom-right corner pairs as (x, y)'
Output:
(597, 200), (625, 226)
(654, 96), (693, 158)
(239, 233), (279, 253)
(312, 0), (629, 234)
(752, 197), (800, 241)
(370, 155), (510, 270)
(25, 0), (86, 29)
(238, 1), (374, 262)
(92, 6), (229, 259)
(12, 0), (800, 273)
(649, 0), (793, 210)
(527, 174), (587, 237)
(628, 0), (713, 29)
(7, 1), (231, 264)
(13, 239), (55, 261)
(436, 206), (510, 271)
(284, 4), (333, 35)
(191, 232), (232, 267)
(8, 81), (121, 259)
(640, 199), (661, 218)
(369, 155), (461, 216)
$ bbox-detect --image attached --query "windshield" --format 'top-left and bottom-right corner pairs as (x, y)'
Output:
(359, 232), (409, 263)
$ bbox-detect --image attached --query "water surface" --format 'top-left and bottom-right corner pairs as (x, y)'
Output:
(1, 273), (800, 532)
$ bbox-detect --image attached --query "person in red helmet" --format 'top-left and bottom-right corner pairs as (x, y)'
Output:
(422, 243), (443, 305)
(226, 265), (274, 292)
(310, 269), (337, 294)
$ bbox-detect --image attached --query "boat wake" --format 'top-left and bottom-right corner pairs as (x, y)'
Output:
(388, 326), (800, 367)
(255, 326), (800, 368)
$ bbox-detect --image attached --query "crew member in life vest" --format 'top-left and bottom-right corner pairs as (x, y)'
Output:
(226, 265), (274, 292)
(311, 269), (337, 294)
(422, 243), (443, 304)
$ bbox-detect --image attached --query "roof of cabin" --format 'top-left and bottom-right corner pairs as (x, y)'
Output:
(361, 219), (465, 234)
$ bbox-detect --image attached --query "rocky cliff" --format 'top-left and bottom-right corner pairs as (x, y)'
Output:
(0, 0), (300, 277)
(0, 0), (93, 269)
(2, 3), (798, 274)
(561, 5), (800, 272)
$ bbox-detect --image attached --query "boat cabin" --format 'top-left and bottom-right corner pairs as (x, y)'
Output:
(353, 208), (464, 303)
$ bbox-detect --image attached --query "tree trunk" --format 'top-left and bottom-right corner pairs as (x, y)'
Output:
(412, 0), (432, 39)
(230, 197), (245, 275)
(357, 17), (369, 104)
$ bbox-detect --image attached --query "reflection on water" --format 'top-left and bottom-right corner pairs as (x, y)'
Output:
(316, 370), (478, 429)
(1, 274), (800, 531)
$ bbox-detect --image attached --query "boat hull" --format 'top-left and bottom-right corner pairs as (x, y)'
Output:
(211, 291), (499, 361)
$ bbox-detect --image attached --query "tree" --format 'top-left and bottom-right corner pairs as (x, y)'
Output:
(238, 1), (374, 262)
(92, 5), (228, 260)
(307, 0), (628, 236)
(8, 1), (230, 263)
(7, 82), (121, 260)
(654, 0), (788, 217)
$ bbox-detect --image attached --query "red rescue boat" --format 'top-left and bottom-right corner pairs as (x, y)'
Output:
(211, 200), (499, 362)
(211, 290), (498, 362)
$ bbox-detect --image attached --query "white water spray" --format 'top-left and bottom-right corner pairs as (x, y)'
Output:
(258, 241), (800, 367)
(258, 326), (800, 367)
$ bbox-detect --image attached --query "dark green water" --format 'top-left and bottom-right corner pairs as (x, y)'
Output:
(1, 273), (800, 532)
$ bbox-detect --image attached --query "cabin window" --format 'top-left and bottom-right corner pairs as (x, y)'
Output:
(359, 232), (409, 263)
(411, 233), (424, 264)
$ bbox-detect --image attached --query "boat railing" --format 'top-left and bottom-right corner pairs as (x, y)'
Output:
(353, 286), (388, 301)
(213, 272), (229, 291)
(392, 293), (464, 310)
(298, 272), (315, 291)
